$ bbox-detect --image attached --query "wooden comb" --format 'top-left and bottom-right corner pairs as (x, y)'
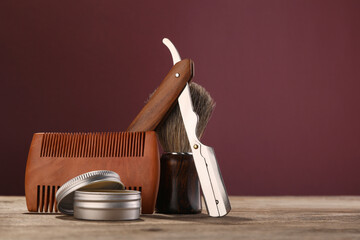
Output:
(25, 131), (159, 213)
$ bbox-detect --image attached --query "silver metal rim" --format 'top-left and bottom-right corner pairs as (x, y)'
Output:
(56, 170), (124, 215)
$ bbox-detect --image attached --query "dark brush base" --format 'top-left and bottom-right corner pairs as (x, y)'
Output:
(156, 153), (202, 214)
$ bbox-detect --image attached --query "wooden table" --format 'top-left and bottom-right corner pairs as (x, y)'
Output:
(1, 196), (360, 239)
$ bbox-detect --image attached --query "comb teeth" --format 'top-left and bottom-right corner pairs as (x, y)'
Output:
(125, 186), (142, 192)
(40, 132), (146, 158)
(35, 184), (143, 212)
(37, 185), (60, 213)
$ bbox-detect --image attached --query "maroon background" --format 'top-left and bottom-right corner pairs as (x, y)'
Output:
(1, 0), (360, 196)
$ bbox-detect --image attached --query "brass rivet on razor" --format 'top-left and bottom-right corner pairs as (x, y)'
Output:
(193, 144), (199, 149)
(175, 73), (180, 78)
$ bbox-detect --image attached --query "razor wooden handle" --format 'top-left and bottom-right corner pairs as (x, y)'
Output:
(127, 59), (194, 132)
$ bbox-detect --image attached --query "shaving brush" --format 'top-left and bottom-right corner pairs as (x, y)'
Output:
(155, 82), (215, 214)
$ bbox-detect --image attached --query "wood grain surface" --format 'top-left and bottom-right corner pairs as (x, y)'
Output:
(126, 59), (193, 132)
(1, 196), (360, 240)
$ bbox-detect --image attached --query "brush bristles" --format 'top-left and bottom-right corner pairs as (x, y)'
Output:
(156, 82), (215, 152)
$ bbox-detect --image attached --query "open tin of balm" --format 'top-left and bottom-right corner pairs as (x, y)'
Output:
(56, 170), (141, 220)
(56, 170), (125, 215)
(74, 190), (141, 221)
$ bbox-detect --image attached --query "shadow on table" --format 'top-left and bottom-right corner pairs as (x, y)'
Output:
(22, 212), (250, 225)
(23, 212), (62, 216)
(22, 212), (144, 222)
(142, 213), (252, 225)
(55, 215), (145, 222)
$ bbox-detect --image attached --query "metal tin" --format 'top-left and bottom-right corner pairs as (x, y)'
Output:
(56, 170), (124, 215)
(74, 190), (141, 221)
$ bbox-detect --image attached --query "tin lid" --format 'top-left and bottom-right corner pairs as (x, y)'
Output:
(56, 170), (124, 215)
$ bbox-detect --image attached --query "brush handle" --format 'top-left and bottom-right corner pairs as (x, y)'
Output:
(127, 59), (194, 132)
(156, 153), (202, 214)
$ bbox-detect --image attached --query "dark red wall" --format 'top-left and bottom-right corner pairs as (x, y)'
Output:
(1, 0), (360, 195)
